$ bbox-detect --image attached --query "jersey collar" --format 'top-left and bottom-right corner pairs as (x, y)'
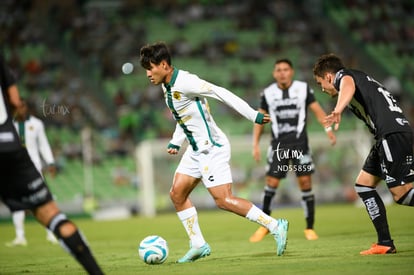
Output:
(164, 68), (179, 90)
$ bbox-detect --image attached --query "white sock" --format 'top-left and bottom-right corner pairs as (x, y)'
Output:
(12, 211), (25, 240)
(246, 204), (278, 232)
(177, 206), (206, 248)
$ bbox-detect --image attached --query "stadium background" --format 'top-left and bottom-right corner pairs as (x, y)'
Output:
(1, 0), (413, 217)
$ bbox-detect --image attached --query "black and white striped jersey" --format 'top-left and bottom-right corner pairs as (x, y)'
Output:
(260, 80), (315, 146)
(334, 69), (412, 139)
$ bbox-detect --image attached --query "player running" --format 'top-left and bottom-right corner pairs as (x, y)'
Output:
(139, 42), (289, 262)
(313, 53), (414, 255)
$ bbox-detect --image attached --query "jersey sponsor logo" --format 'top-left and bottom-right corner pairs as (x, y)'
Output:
(277, 109), (299, 119)
(385, 175), (396, 184)
(273, 97), (298, 107)
(395, 118), (410, 126)
(277, 123), (298, 134)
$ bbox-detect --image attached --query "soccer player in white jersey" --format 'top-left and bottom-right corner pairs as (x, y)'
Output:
(6, 99), (58, 246)
(139, 42), (289, 262)
(249, 59), (336, 243)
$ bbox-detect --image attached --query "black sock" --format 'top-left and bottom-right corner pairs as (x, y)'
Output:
(301, 190), (315, 229)
(263, 186), (276, 216)
(355, 184), (393, 246)
(48, 214), (104, 275)
(61, 230), (103, 275)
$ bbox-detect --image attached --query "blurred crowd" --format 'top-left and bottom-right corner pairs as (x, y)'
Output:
(345, 0), (414, 57)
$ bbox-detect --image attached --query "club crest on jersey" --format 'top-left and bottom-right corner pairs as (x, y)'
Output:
(173, 92), (181, 100)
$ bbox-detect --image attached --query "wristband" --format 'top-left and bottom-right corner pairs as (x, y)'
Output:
(167, 143), (180, 151)
(255, 112), (264, 124)
(325, 126), (332, 132)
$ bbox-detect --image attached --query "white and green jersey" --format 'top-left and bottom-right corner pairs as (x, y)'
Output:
(14, 115), (55, 173)
(164, 68), (262, 153)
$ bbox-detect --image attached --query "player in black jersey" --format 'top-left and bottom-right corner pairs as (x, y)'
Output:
(313, 53), (414, 255)
(249, 59), (336, 243)
(0, 54), (103, 274)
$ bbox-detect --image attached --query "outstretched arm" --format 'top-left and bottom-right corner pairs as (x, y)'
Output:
(194, 79), (270, 125)
(325, 75), (355, 131)
(309, 101), (336, 146)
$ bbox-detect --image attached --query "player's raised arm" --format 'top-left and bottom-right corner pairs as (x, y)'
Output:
(187, 77), (269, 125)
(309, 101), (336, 145)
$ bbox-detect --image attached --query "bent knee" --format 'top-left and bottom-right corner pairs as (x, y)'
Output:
(169, 190), (186, 205)
(47, 213), (76, 238)
(395, 187), (414, 206)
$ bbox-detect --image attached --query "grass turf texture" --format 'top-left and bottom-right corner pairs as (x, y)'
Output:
(0, 203), (412, 274)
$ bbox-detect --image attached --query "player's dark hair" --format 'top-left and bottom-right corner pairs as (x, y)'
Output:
(140, 42), (171, 70)
(313, 53), (345, 77)
(275, 58), (293, 68)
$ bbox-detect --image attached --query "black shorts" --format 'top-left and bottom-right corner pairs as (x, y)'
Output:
(266, 142), (314, 178)
(0, 148), (53, 211)
(363, 132), (414, 188)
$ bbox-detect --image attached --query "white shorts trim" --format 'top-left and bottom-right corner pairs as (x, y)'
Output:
(382, 139), (393, 162)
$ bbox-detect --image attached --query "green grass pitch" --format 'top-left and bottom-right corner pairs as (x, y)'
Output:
(0, 203), (412, 274)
